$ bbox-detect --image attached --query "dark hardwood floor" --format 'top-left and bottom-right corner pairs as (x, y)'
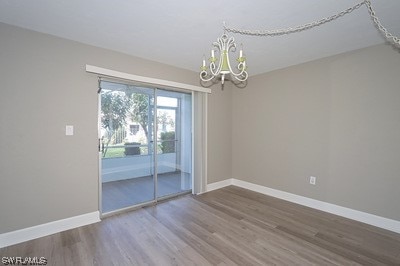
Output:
(1, 186), (400, 265)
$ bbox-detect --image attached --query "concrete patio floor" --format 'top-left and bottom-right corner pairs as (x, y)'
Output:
(102, 171), (191, 213)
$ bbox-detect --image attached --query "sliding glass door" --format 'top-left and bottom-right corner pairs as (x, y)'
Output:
(99, 81), (192, 214)
(156, 90), (192, 198)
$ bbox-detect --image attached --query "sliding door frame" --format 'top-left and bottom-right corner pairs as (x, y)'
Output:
(98, 85), (158, 218)
(89, 65), (209, 218)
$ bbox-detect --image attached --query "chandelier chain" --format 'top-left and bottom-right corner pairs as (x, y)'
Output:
(224, 0), (400, 45)
(224, 1), (365, 36)
(364, 0), (400, 45)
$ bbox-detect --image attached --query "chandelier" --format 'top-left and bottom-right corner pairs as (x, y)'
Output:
(199, 0), (399, 88)
(199, 32), (248, 86)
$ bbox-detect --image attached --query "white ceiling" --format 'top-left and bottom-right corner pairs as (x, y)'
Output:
(0, 0), (399, 76)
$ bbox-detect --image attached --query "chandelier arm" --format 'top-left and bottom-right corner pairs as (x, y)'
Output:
(226, 57), (246, 77)
(200, 71), (215, 82)
(215, 37), (224, 54)
(225, 44), (247, 78)
(224, 37), (246, 77)
(233, 71), (248, 82)
(209, 40), (224, 76)
(232, 69), (247, 78)
(209, 56), (221, 76)
(223, 1), (365, 36)
(209, 62), (217, 74)
(225, 50), (234, 74)
(200, 61), (218, 82)
(227, 37), (236, 52)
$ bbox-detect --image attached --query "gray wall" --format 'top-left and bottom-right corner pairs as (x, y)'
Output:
(0, 22), (230, 233)
(232, 44), (400, 221)
(207, 85), (232, 184)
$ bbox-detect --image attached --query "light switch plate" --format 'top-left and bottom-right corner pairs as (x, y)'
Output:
(66, 125), (74, 136)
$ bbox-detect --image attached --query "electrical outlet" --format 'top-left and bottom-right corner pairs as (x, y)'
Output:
(309, 176), (316, 185)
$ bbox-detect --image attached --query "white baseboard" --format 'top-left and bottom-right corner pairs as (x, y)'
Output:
(207, 179), (400, 234)
(0, 211), (100, 248)
(206, 178), (233, 192)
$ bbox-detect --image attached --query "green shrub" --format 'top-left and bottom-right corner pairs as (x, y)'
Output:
(160, 131), (175, 153)
(124, 142), (141, 156)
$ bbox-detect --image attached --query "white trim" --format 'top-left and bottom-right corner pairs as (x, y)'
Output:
(191, 91), (195, 195)
(206, 179), (400, 234)
(192, 92), (208, 194)
(98, 93), (103, 215)
(0, 211), (100, 248)
(86, 65), (211, 94)
(206, 178), (233, 192)
(202, 94), (208, 193)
